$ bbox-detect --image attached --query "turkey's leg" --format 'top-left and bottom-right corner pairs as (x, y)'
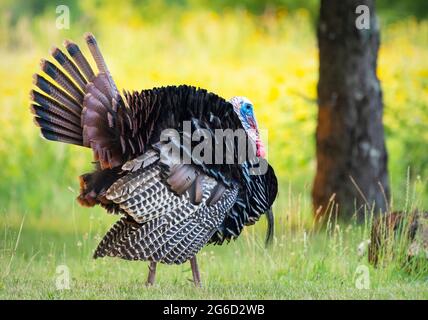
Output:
(146, 261), (157, 286)
(190, 256), (201, 287)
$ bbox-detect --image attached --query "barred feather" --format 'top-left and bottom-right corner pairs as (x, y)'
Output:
(64, 39), (96, 82)
(95, 147), (239, 264)
(51, 47), (87, 90)
(40, 59), (84, 103)
(93, 217), (139, 258)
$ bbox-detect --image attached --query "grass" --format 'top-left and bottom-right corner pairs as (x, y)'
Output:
(1, 190), (427, 300)
(0, 2), (427, 299)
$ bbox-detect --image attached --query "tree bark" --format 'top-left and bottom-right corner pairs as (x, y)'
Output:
(313, 0), (390, 222)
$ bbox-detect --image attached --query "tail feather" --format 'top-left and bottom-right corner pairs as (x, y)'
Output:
(30, 90), (81, 126)
(40, 59), (84, 103)
(85, 82), (110, 107)
(31, 87), (84, 145)
(34, 117), (82, 141)
(31, 33), (129, 168)
(84, 32), (119, 98)
(33, 74), (81, 117)
(40, 128), (83, 145)
(50, 47), (87, 90)
(92, 73), (115, 101)
(31, 41), (91, 149)
(31, 104), (81, 134)
(64, 40), (96, 82)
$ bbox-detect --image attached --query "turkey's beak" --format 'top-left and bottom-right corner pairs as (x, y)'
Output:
(247, 117), (257, 131)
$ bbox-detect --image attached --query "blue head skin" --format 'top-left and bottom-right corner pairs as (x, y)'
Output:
(229, 96), (266, 158)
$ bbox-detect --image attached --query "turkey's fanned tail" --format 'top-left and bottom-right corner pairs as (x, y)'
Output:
(30, 33), (134, 169)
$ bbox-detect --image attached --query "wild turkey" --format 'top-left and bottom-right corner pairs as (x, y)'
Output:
(30, 33), (278, 286)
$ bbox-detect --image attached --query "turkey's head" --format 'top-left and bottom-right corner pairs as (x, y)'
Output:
(229, 96), (266, 158)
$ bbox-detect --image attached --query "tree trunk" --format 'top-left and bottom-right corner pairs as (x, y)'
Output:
(313, 0), (390, 222)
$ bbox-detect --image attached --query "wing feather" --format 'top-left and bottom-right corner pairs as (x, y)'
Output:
(96, 148), (238, 264)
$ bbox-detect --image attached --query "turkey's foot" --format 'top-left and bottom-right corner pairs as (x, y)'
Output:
(190, 256), (202, 287)
(145, 261), (157, 286)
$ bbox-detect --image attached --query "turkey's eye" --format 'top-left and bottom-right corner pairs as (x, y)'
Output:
(243, 103), (252, 112)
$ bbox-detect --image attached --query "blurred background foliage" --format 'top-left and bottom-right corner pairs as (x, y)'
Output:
(0, 0), (427, 223)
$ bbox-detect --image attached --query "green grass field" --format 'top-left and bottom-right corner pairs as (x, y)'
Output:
(1, 217), (427, 299)
(1, 194), (427, 299)
(0, 1), (428, 299)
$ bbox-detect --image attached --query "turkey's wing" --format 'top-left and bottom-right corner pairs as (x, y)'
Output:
(94, 149), (238, 264)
